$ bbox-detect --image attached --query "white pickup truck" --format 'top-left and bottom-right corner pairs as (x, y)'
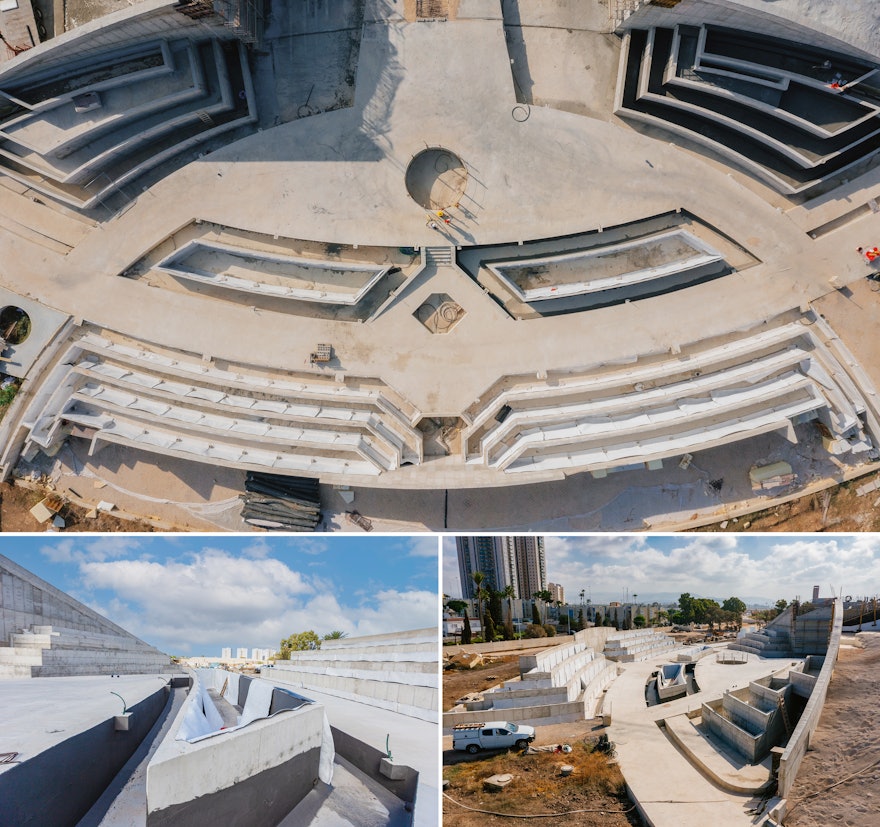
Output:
(452, 721), (536, 754)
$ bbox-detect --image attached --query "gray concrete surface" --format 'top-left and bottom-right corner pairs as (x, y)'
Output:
(1, 1), (880, 528)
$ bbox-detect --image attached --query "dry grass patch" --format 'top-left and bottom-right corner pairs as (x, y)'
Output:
(444, 743), (638, 825)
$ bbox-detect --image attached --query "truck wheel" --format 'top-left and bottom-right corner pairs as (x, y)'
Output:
(515, 739), (529, 751)
(466, 744), (480, 754)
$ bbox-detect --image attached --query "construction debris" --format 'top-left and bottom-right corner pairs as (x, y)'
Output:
(241, 472), (322, 531)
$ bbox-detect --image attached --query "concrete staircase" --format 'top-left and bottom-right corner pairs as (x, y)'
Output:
(444, 633), (618, 728)
(0, 36), (258, 214)
(701, 676), (794, 762)
(603, 629), (676, 662)
(0, 624), (171, 678)
(3, 325), (425, 485)
(269, 629), (437, 722)
(461, 313), (880, 480)
(614, 23), (880, 196)
(424, 246), (455, 267)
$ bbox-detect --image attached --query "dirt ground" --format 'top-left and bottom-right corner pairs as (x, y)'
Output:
(0, 480), (155, 532)
(443, 654), (641, 826)
(695, 471), (880, 533)
(783, 633), (880, 827)
(443, 655), (523, 711)
(442, 720), (640, 827)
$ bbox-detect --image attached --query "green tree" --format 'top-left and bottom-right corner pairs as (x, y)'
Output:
(323, 630), (347, 640)
(577, 608), (585, 631)
(279, 630), (321, 658)
(531, 602), (541, 625)
(533, 590), (553, 624)
(484, 612), (497, 641)
(678, 592), (694, 624)
(489, 590), (504, 628)
(633, 615), (646, 628)
(502, 585), (516, 640)
(722, 597), (746, 629)
(461, 613), (472, 644)
(775, 599), (789, 617)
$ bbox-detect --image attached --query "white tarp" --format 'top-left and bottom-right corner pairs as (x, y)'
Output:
(176, 679), (225, 741)
(239, 677), (274, 727)
(319, 712), (335, 785)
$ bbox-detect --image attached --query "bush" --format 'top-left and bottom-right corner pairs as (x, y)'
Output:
(523, 624), (547, 639)
(542, 624), (556, 637)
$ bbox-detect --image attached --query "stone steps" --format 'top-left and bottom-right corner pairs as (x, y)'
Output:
(614, 25), (880, 196)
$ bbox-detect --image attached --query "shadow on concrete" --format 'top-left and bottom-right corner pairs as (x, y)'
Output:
(501, 0), (534, 105)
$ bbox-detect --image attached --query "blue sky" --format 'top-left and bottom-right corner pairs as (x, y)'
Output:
(443, 534), (880, 606)
(2, 535), (438, 656)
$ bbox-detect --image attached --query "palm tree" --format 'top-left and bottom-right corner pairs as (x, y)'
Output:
(323, 631), (348, 640)
(477, 587), (491, 641)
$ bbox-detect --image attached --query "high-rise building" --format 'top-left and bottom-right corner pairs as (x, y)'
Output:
(510, 536), (546, 599)
(236, 647), (248, 659)
(456, 536), (546, 599)
(548, 582), (565, 603)
(221, 647), (232, 659)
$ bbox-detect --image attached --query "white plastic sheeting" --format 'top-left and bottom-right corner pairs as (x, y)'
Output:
(239, 677), (274, 727)
(176, 678), (225, 741)
(319, 712), (335, 785)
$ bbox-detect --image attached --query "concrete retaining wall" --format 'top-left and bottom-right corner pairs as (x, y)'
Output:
(146, 671), (325, 827)
(443, 698), (587, 730)
(0, 682), (169, 827)
(331, 726), (419, 808)
(778, 598), (843, 797)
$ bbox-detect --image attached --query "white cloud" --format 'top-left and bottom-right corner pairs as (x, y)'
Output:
(77, 548), (437, 655)
(407, 536), (440, 558)
(40, 537), (143, 564)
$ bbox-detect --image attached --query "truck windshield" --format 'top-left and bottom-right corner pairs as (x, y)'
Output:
(505, 723), (519, 732)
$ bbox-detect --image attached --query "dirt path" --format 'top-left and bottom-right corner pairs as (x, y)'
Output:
(784, 633), (880, 827)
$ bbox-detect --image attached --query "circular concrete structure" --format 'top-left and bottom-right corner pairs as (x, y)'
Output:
(405, 148), (468, 210)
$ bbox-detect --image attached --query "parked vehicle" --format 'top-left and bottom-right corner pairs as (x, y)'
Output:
(452, 721), (536, 754)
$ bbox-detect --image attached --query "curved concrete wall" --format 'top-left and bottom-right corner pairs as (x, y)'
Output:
(778, 597), (843, 797)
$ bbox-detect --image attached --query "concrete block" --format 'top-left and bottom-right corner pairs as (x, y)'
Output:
(379, 757), (407, 780)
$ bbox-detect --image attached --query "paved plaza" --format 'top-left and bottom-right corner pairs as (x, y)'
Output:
(1, 0), (880, 529)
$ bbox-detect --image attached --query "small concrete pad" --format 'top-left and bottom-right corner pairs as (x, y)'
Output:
(484, 773), (514, 791)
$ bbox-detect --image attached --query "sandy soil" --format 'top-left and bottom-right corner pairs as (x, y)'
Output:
(443, 718), (640, 827)
(784, 633), (880, 827)
(695, 472), (880, 533)
(443, 655), (523, 711)
(0, 480), (155, 532)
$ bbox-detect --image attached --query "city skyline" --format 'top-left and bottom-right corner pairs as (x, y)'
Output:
(443, 534), (880, 606)
(4, 535), (438, 656)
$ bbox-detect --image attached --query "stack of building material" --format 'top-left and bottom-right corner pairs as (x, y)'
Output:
(240, 472), (321, 531)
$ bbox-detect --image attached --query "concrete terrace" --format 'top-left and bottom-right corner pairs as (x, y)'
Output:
(1, 0), (880, 529)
